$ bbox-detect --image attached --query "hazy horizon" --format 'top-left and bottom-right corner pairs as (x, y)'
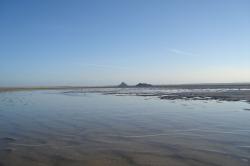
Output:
(1, 0), (249, 86)
(1, 81), (250, 88)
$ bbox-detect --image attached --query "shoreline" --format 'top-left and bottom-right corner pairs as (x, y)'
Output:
(1, 84), (250, 103)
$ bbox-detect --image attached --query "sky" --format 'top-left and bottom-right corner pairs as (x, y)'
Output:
(0, 0), (249, 86)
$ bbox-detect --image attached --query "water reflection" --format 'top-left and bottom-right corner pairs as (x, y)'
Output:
(0, 90), (250, 166)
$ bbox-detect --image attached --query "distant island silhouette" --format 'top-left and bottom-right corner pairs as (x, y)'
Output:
(117, 82), (153, 88)
(118, 82), (128, 88)
(135, 83), (153, 87)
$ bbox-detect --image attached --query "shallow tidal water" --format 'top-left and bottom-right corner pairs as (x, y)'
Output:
(0, 90), (250, 166)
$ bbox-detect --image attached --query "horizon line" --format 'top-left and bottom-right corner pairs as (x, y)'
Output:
(1, 82), (250, 89)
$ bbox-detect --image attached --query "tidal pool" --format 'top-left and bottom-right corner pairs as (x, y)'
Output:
(0, 90), (250, 166)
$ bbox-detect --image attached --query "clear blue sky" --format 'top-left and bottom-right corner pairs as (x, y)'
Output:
(0, 0), (249, 86)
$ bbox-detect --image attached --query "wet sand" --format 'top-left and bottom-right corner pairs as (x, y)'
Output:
(1, 84), (250, 103)
(0, 89), (250, 166)
(159, 90), (250, 103)
(62, 85), (250, 103)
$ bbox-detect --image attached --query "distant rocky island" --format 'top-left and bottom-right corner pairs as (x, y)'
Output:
(135, 83), (153, 87)
(117, 82), (153, 88)
(118, 82), (128, 88)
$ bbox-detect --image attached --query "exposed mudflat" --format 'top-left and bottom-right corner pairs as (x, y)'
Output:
(159, 90), (250, 103)
(1, 84), (250, 103)
(63, 86), (250, 103)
